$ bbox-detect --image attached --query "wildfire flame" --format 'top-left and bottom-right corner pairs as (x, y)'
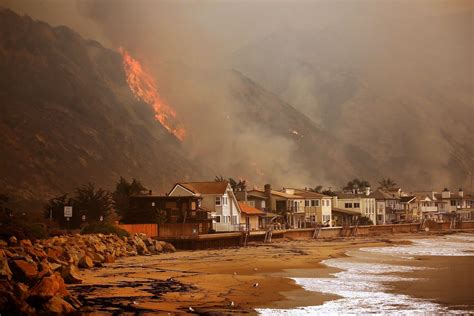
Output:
(119, 48), (186, 141)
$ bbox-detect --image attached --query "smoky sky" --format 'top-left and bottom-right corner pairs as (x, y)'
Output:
(1, 0), (472, 190)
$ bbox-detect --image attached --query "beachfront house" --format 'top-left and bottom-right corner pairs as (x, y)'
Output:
(168, 181), (242, 232)
(238, 202), (265, 231)
(333, 191), (377, 224)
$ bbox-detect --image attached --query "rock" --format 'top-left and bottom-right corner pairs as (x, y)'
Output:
(156, 241), (176, 253)
(13, 282), (29, 300)
(87, 251), (104, 263)
(38, 259), (53, 278)
(0, 240), (8, 247)
(42, 296), (75, 314)
(132, 236), (149, 255)
(154, 240), (164, 253)
(8, 236), (18, 246)
(78, 255), (94, 269)
(29, 273), (68, 300)
(104, 254), (115, 263)
(60, 265), (82, 284)
(0, 250), (12, 280)
(9, 259), (38, 283)
(19, 239), (33, 248)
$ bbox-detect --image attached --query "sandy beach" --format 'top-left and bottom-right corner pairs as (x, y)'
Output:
(69, 231), (474, 314)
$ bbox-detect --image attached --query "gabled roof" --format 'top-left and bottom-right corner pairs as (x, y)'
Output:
(400, 196), (416, 203)
(238, 202), (266, 216)
(171, 181), (229, 195)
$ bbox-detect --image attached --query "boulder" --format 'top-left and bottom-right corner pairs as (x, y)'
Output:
(156, 241), (176, 253)
(60, 265), (82, 284)
(132, 236), (149, 255)
(78, 255), (94, 269)
(13, 282), (29, 300)
(154, 240), (164, 252)
(104, 254), (115, 263)
(19, 239), (33, 248)
(8, 236), (18, 246)
(9, 259), (38, 283)
(42, 296), (75, 314)
(0, 250), (12, 280)
(29, 273), (68, 300)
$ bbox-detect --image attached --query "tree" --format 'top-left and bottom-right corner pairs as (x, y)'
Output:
(215, 176), (247, 191)
(378, 178), (397, 191)
(74, 183), (114, 223)
(343, 178), (371, 193)
(358, 216), (374, 226)
(44, 194), (76, 228)
(112, 177), (148, 221)
(310, 185), (323, 193)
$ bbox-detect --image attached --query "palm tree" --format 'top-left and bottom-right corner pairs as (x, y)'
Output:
(378, 178), (397, 191)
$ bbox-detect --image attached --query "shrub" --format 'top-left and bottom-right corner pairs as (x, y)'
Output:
(0, 222), (48, 241)
(81, 222), (129, 237)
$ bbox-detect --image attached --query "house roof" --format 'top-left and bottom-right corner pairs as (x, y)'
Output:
(369, 190), (398, 200)
(173, 181), (229, 195)
(334, 191), (374, 199)
(400, 196), (416, 203)
(290, 189), (331, 199)
(248, 189), (303, 199)
(238, 202), (266, 216)
(332, 207), (361, 215)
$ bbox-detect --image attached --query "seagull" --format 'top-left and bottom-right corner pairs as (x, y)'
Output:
(189, 307), (195, 312)
(253, 282), (259, 288)
(233, 272), (237, 275)
(230, 301), (235, 307)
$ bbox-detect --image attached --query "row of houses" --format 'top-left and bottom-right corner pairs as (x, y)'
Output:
(128, 181), (474, 235)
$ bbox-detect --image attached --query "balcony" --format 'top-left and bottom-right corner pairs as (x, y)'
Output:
(420, 206), (438, 212)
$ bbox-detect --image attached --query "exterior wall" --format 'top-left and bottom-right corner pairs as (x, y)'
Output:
(336, 197), (376, 224)
(241, 215), (260, 231)
(376, 201), (386, 224)
(169, 184), (241, 232)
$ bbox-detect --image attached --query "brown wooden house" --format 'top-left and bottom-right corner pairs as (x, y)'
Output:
(128, 195), (212, 237)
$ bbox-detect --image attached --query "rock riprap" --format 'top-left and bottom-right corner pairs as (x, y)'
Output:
(0, 233), (176, 314)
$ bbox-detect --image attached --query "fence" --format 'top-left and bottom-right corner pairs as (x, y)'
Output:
(118, 224), (158, 237)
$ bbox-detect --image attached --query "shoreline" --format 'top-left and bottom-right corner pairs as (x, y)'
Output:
(69, 236), (411, 314)
(69, 230), (474, 314)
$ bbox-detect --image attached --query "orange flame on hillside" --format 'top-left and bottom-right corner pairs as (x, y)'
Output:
(119, 48), (186, 141)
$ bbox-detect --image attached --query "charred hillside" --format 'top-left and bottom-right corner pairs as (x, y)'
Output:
(0, 9), (204, 205)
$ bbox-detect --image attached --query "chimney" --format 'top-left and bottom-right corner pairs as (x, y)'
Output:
(264, 184), (273, 212)
(441, 188), (450, 199)
(459, 188), (464, 198)
(365, 186), (371, 196)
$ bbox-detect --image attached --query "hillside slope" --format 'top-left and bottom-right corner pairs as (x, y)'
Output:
(0, 9), (204, 206)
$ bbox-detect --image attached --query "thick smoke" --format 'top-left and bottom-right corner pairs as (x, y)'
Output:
(1, 0), (472, 191)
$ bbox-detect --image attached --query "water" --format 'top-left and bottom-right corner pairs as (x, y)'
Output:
(257, 234), (474, 315)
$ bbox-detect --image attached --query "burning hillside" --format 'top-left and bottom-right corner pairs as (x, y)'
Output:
(119, 48), (186, 141)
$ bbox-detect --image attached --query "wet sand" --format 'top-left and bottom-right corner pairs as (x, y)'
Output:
(70, 237), (391, 314)
(389, 256), (474, 310)
(69, 232), (474, 314)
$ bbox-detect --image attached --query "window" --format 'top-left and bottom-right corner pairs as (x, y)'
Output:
(450, 200), (457, 206)
(311, 200), (319, 207)
(354, 203), (360, 208)
(213, 216), (220, 223)
(261, 200), (266, 208)
(151, 202), (155, 207)
(305, 200), (310, 207)
(345, 203), (353, 208)
(215, 197), (221, 206)
(222, 196), (228, 206)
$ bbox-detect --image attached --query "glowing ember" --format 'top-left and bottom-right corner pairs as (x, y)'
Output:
(119, 47), (186, 141)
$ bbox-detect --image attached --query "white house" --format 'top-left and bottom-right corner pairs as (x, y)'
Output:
(168, 181), (242, 232)
(334, 191), (377, 224)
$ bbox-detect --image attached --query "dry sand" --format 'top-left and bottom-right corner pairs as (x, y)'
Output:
(69, 232), (474, 315)
(70, 237), (393, 314)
